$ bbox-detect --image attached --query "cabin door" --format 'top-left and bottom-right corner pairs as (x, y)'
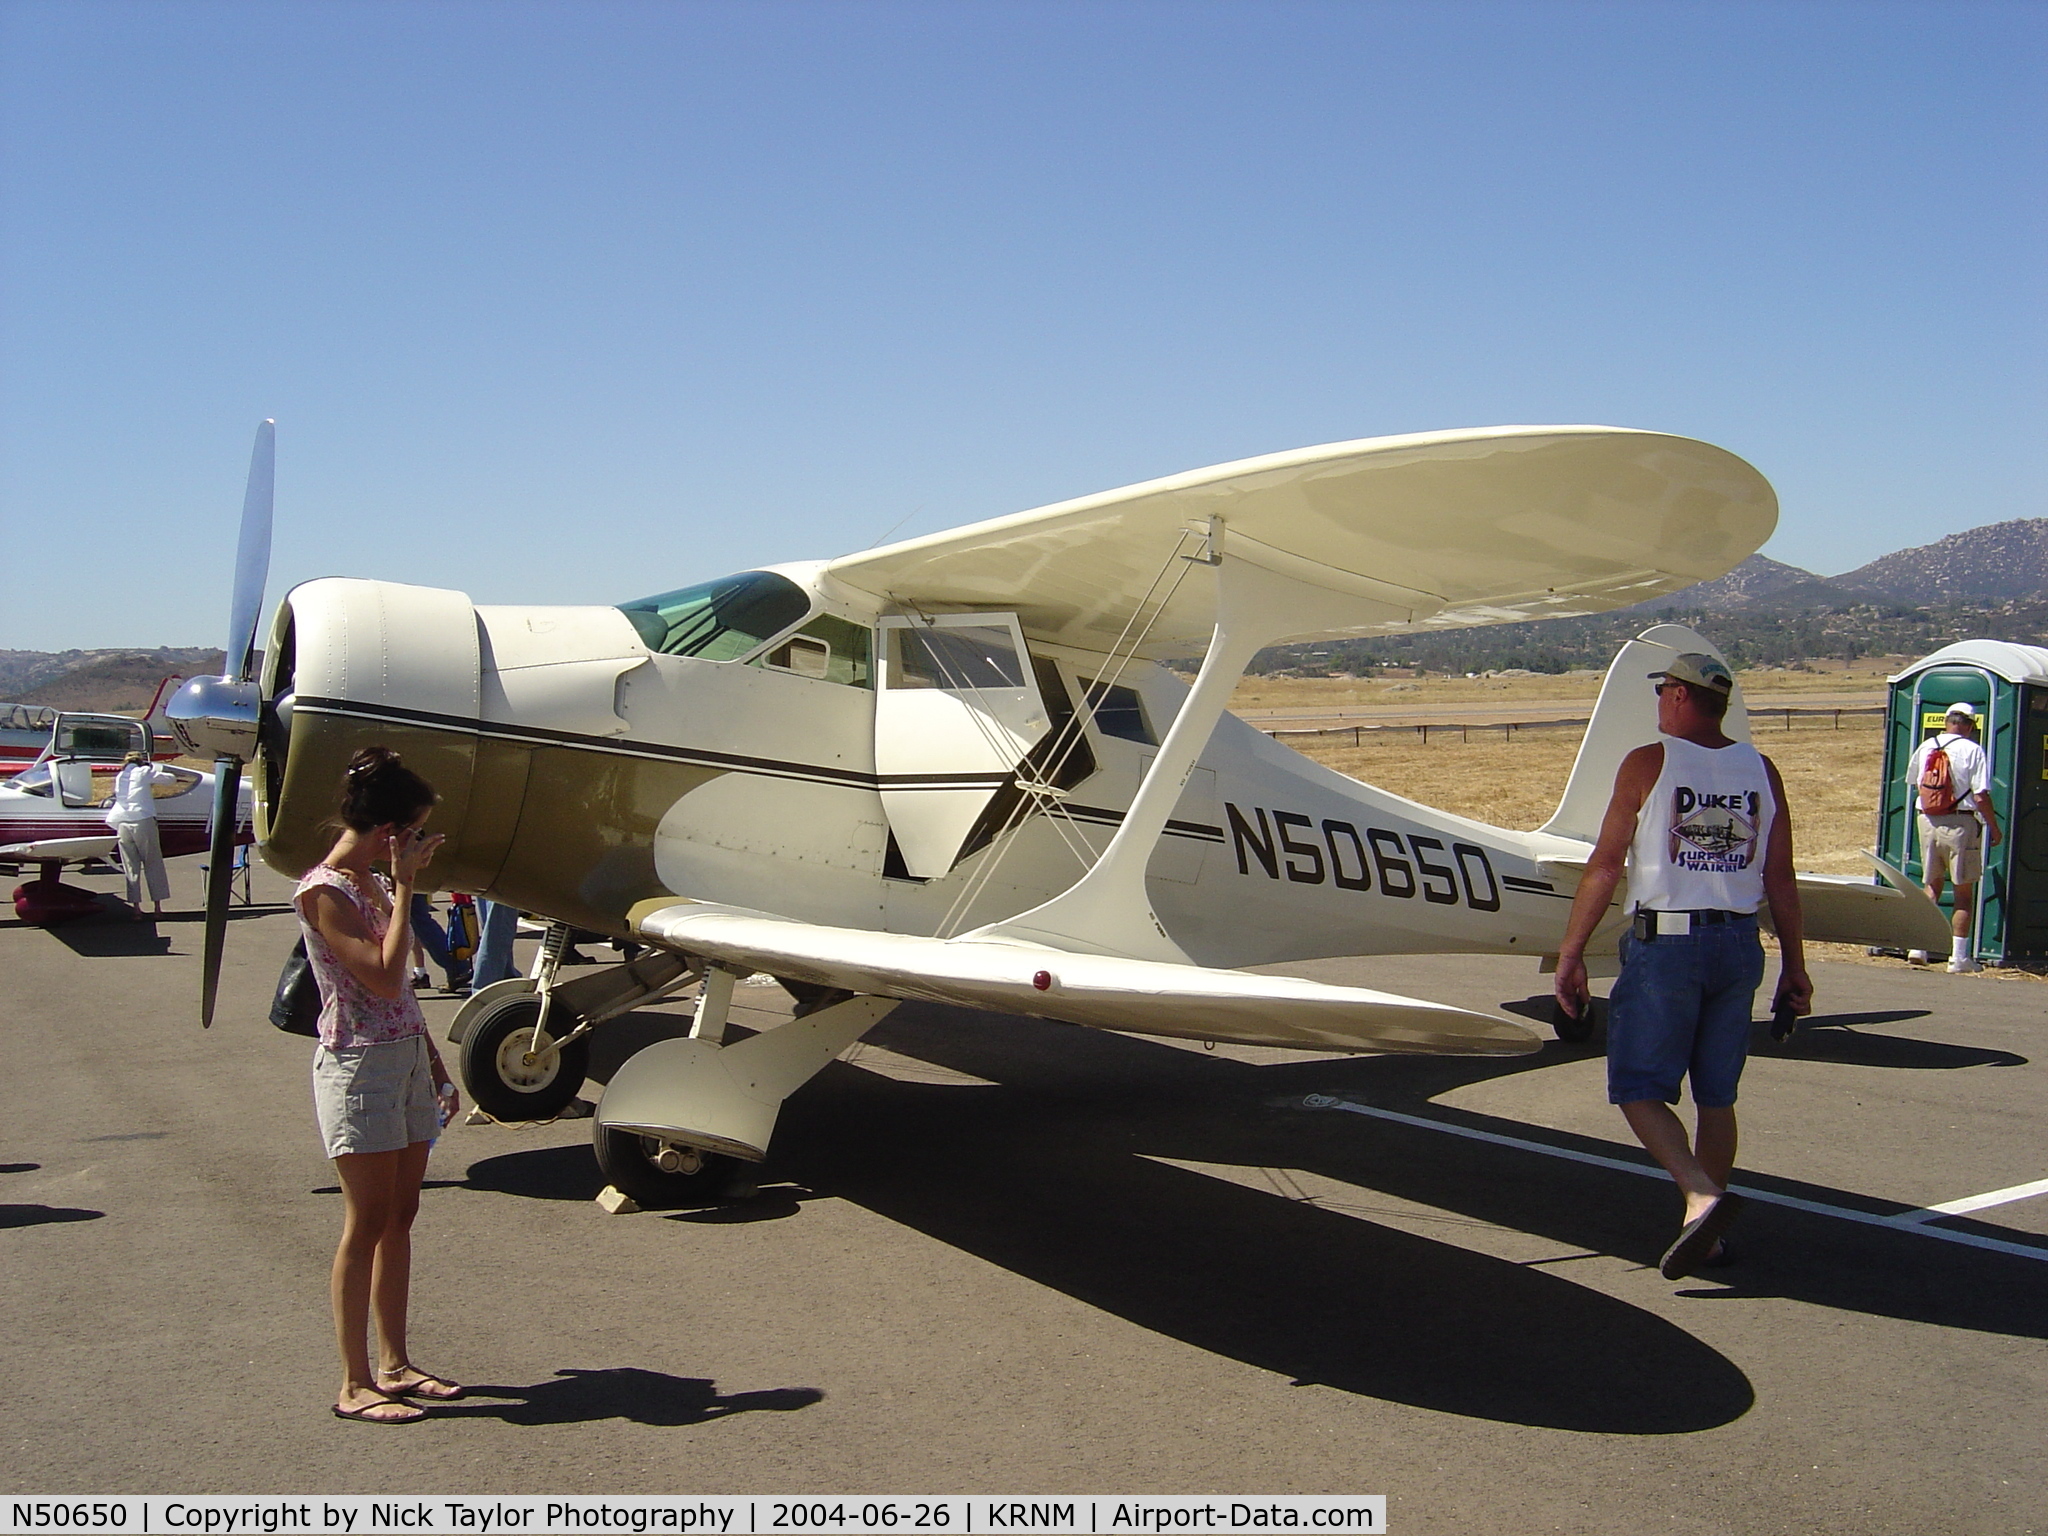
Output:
(875, 613), (1050, 879)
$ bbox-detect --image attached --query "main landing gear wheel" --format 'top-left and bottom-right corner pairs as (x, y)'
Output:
(460, 994), (591, 1121)
(592, 1124), (754, 1209)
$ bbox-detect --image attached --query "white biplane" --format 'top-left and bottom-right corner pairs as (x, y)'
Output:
(173, 421), (1947, 1205)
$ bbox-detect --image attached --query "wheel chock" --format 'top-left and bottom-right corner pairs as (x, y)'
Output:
(595, 1185), (641, 1215)
(559, 1098), (595, 1119)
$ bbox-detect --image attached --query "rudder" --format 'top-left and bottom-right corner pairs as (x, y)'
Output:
(1536, 623), (1750, 844)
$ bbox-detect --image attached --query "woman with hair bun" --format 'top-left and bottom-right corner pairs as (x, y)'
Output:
(296, 746), (465, 1424)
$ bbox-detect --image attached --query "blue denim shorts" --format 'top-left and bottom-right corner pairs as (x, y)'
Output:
(1606, 915), (1766, 1109)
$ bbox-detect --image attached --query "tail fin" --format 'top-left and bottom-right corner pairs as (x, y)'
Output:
(1536, 623), (1750, 844)
(142, 673), (186, 759)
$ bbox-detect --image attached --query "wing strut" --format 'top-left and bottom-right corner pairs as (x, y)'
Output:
(958, 543), (1388, 963)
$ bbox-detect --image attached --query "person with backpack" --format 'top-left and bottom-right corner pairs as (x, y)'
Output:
(1908, 702), (2002, 973)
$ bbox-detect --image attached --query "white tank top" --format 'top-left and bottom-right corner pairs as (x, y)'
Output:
(1628, 736), (1774, 914)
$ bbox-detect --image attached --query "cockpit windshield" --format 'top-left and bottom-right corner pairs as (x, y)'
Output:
(615, 571), (812, 661)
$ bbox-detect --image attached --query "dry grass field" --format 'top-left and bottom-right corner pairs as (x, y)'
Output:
(1227, 656), (1907, 715)
(1289, 714), (1887, 875)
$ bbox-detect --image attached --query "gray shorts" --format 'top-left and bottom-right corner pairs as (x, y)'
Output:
(313, 1035), (438, 1158)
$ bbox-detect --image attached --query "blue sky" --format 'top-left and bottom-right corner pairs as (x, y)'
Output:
(2, 0), (2041, 651)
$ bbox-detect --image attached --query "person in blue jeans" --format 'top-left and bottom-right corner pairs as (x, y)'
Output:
(407, 893), (471, 992)
(470, 898), (522, 989)
(1554, 653), (1811, 1280)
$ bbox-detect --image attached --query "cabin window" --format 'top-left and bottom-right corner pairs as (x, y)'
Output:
(755, 614), (873, 688)
(1080, 678), (1156, 745)
(886, 624), (1027, 691)
(57, 720), (143, 757)
(616, 571), (811, 661)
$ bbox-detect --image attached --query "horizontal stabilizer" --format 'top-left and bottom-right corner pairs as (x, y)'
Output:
(1795, 852), (1953, 952)
(631, 900), (1540, 1057)
(1534, 849), (1953, 954)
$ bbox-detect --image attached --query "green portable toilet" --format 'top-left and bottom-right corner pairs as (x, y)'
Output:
(1878, 641), (2048, 965)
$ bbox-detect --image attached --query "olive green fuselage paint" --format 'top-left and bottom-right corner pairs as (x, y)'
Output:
(258, 711), (714, 936)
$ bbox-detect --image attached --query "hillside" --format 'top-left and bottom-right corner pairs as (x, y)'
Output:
(1833, 518), (2048, 603)
(1632, 553), (1817, 611)
(0, 648), (224, 711)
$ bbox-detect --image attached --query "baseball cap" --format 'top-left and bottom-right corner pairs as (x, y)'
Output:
(1647, 652), (1734, 696)
(1944, 702), (1980, 720)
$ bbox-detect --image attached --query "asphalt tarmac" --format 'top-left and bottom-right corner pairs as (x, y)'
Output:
(4, 860), (2044, 1534)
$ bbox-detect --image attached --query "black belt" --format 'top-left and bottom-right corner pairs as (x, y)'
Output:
(1632, 907), (1753, 940)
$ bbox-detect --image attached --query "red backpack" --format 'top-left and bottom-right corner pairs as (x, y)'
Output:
(1917, 736), (1960, 815)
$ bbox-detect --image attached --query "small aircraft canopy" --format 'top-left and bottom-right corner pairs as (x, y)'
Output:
(56, 716), (148, 760)
(616, 571), (811, 661)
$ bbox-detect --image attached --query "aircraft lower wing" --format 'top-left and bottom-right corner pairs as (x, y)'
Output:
(0, 836), (118, 864)
(630, 899), (1541, 1057)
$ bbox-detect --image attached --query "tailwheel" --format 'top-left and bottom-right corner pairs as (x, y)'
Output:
(592, 1124), (755, 1209)
(460, 993), (591, 1121)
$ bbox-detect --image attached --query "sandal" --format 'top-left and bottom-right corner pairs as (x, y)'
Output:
(377, 1365), (466, 1400)
(333, 1393), (427, 1425)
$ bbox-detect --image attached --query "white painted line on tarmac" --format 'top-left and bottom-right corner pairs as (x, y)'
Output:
(1892, 1175), (2048, 1224)
(1302, 1095), (2048, 1265)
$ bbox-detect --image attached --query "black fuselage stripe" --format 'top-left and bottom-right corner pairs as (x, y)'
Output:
(293, 696), (1221, 842)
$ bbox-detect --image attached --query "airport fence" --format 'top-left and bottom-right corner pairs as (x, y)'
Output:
(1259, 704), (1885, 745)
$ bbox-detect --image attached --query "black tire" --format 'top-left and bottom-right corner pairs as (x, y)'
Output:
(592, 1124), (754, 1209)
(460, 994), (591, 1121)
(1552, 995), (1597, 1045)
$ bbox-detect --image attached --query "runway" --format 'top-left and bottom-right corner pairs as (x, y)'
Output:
(3, 860), (2044, 1533)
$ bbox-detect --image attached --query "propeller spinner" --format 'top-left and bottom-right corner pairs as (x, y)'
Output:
(166, 420), (274, 1026)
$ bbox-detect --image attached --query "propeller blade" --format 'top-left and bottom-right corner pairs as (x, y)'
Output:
(199, 758), (244, 1029)
(224, 420), (275, 684)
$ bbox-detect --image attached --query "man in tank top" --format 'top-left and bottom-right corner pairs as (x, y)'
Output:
(1554, 653), (1811, 1280)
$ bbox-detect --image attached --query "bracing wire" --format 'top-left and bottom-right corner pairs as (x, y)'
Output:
(931, 529), (1210, 937)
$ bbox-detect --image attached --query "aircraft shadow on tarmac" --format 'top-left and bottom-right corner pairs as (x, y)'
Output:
(1, 1161), (104, 1229)
(12, 902), (290, 958)
(442, 995), (2048, 1436)
(432, 1367), (822, 1427)
(1497, 999), (2024, 1072)
(1, 1204), (105, 1229)
(1764, 1011), (2026, 1070)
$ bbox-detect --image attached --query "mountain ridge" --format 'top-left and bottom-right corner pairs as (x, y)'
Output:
(7, 518), (2044, 701)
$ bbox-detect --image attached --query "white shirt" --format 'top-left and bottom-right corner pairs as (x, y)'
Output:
(1627, 736), (1775, 914)
(106, 762), (178, 826)
(1908, 733), (1989, 811)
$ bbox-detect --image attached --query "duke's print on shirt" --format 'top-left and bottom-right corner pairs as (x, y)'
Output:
(1666, 784), (1760, 872)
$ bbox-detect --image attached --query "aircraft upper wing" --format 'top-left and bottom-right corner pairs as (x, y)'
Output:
(631, 898), (1541, 1056)
(823, 426), (1777, 656)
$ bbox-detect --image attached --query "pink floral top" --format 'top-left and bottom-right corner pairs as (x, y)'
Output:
(293, 864), (427, 1050)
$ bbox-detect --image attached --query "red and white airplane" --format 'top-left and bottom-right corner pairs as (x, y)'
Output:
(0, 675), (186, 777)
(0, 706), (252, 923)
